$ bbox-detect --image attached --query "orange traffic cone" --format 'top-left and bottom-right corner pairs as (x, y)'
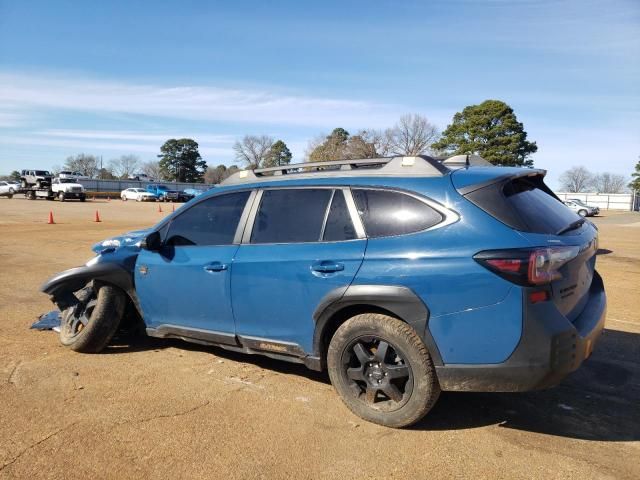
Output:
(47, 211), (55, 224)
(158, 204), (163, 213)
(94, 210), (101, 223)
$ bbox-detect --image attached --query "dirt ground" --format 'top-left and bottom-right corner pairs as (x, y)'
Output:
(0, 197), (638, 479)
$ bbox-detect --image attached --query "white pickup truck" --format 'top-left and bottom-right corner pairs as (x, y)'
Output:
(51, 178), (86, 202)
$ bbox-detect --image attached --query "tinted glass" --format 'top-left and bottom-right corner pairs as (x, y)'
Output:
(165, 191), (250, 246)
(465, 176), (580, 234)
(323, 190), (357, 241)
(352, 189), (443, 238)
(251, 189), (332, 244)
(502, 178), (579, 234)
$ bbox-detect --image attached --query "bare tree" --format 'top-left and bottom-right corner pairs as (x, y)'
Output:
(108, 154), (140, 179)
(64, 153), (99, 178)
(559, 166), (593, 192)
(592, 172), (627, 193)
(384, 114), (439, 155)
(233, 135), (274, 169)
(205, 164), (239, 184)
(141, 160), (162, 180)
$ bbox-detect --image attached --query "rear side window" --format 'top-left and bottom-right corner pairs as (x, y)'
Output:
(464, 176), (579, 234)
(323, 190), (357, 241)
(251, 189), (332, 244)
(166, 191), (250, 246)
(352, 189), (443, 238)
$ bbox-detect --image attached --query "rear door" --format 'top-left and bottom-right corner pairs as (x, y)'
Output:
(231, 187), (366, 353)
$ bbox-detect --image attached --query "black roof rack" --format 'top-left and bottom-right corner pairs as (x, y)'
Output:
(221, 154), (490, 186)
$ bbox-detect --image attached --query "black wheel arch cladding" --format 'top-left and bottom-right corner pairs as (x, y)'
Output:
(312, 284), (443, 366)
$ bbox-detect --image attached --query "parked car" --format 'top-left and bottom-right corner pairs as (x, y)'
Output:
(146, 184), (190, 202)
(41, 155), (606, 428)
(128, 173), (154, 182)
(0, 181), (17, 198)
(51, 178), (86, 201)
(121, 188), (157, 202)
(564, 199), (599, 217)
(59, 171), (88, 180)
(20, 169), (53, 189)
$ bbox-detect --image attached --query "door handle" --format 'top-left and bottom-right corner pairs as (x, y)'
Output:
(311, 261), (345, 273)
(204, 262), (228, 272)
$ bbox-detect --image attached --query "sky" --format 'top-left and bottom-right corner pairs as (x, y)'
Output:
(0, 0), (638, 188)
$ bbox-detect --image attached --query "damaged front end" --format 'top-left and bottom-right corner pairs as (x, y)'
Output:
(40, 229), (150, 313)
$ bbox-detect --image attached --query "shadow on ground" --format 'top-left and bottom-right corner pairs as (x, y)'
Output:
(105, 327), (639, 442)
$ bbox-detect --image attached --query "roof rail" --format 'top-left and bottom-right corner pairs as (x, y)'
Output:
(221, 155), (450, 185)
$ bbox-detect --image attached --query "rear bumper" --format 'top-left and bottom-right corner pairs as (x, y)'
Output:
(436, 271), (606, 392)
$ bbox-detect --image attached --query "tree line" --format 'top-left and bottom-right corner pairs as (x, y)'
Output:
(559, 165), (634, 194)
(3, 99), (636, 189)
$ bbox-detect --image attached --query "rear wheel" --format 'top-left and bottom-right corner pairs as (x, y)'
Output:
(327, 313), (440, 428)
(578, 209), (588, 217)
(8, 187), (14, 194)
(59, 284), (126, 353)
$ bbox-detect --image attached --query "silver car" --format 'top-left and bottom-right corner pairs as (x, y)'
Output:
(564, 199), (599, 217)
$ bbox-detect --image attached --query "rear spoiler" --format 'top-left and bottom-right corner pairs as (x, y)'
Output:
(456, 169), (548, 196)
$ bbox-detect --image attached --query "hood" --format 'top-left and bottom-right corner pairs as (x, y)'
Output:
(60, 182), (83, 188)
(91, 228), (152, 253)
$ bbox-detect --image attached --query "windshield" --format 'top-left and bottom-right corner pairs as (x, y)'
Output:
(570, 199), (587, 206)
(134, 188), (146, 192)
(59, 178), (76, 183)
(35, 170), (51, 176)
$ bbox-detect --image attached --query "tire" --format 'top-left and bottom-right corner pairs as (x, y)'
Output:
(58, 191), (65, 202)
(8, 188), (14, 194)
(59, 284), (126, 353)
(122, 195), (127, 201)
(7, 194), (12, 199)
(578, 209), (588, 217)
(36, 180), (42, 189)
(327, 314), (440, 428)
(136, 195), (141, 202)
(80, 195), (86, 202)
(21, 180), (27, 189)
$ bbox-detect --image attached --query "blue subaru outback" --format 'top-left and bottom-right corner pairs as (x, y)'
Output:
(42, 155), (606, 427)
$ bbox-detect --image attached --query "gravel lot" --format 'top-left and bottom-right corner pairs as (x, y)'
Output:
(1, 197), (638, 479)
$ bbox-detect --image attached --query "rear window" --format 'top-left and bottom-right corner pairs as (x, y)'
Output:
(464, 176), (579, 234)
(352, 189), (443, 238)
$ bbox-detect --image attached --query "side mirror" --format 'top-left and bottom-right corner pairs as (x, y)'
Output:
(141, 231), (162, 251)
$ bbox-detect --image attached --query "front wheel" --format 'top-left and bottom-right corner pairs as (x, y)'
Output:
(122, 195), (127, 201)
(58, 191), (65, 202)
(59, 284), (126, 353)
(327, 314), (440, 428)
(8, 188), (14, 194)
(578, 209), (588, 217)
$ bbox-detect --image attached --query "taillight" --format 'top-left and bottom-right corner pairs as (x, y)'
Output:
(474, 246), (580, 286)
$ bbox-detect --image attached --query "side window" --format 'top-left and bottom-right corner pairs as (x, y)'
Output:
(251, 189), (332, 244)
(165, 191), (250, 246)
(352, 189), (443, 238)
(323, 190), (357, 241)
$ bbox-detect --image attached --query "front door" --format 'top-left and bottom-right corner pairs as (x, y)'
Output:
(231, 188), (366, 353)
(135, 190), (252, 334)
